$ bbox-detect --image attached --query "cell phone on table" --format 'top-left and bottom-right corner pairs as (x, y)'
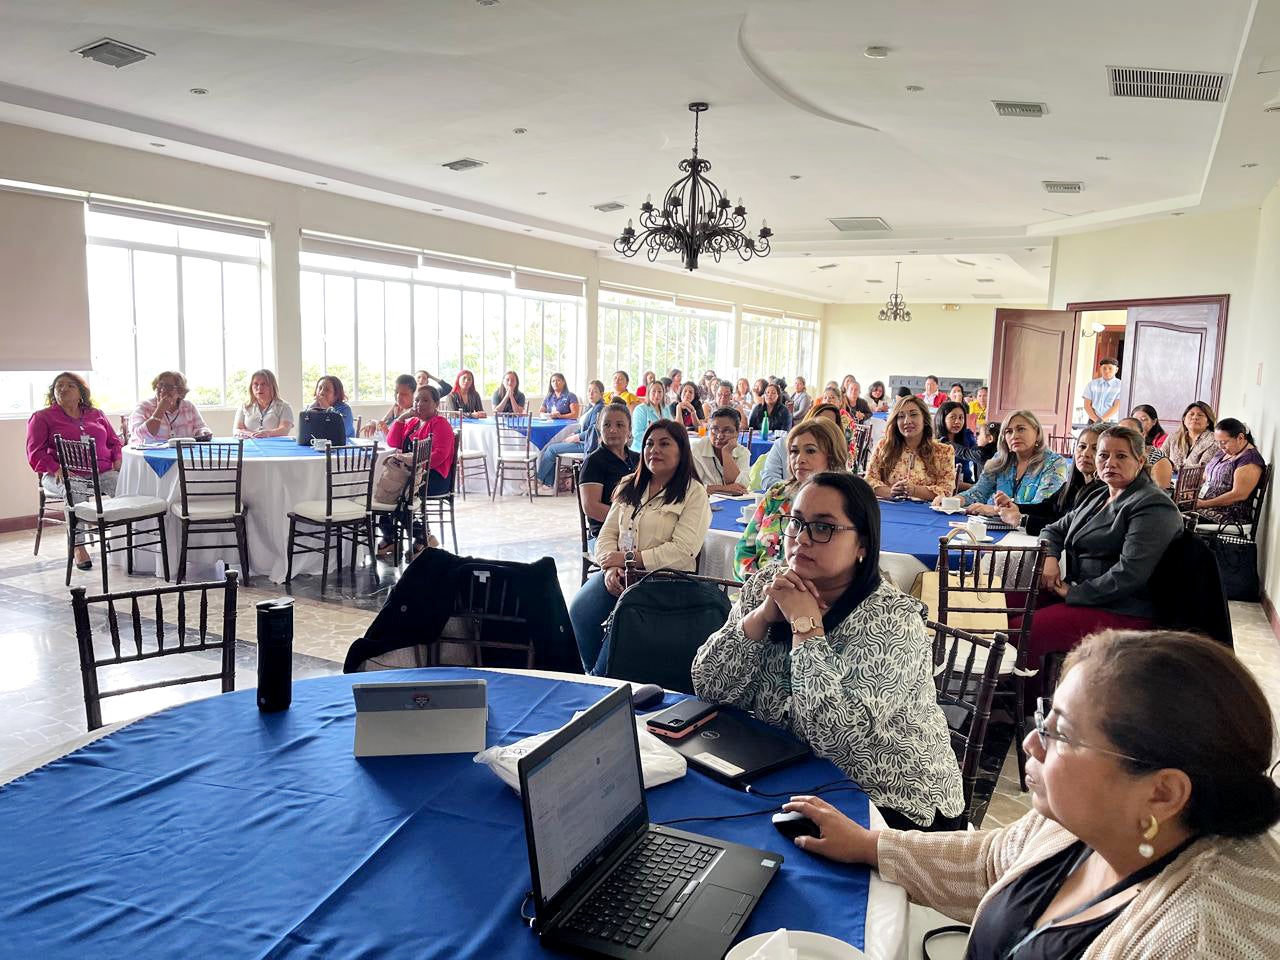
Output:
(646, 699), (719, 740)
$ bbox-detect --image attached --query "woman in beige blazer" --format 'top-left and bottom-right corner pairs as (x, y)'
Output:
(781, 629), (1280, 958)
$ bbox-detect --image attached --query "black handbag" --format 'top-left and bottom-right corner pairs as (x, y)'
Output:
(1207, 531), (1260, 602)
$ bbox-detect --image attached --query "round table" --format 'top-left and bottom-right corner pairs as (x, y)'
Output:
(458, 418), (576, 494)
(115, 437), (391, 584)
(0, 667), (908, 960)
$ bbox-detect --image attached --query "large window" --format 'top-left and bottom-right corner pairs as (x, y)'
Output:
(300, 250), (582, 404)
(596, 289), (731, 386)
(741, 309), (819, 384)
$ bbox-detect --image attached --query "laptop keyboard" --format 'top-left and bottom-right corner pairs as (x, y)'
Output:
(564, 833), (719, 948)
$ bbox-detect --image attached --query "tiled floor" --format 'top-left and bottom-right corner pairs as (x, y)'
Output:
(3, 492), (1279, 831)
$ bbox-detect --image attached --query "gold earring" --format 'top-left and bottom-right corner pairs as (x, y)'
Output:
(1138, 815), (1159, 858)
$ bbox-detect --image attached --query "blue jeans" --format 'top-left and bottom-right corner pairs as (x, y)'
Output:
(568, 570), (620, 674)
(537, 441), (583, 486)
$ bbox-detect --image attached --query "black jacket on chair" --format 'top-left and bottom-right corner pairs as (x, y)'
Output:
(1149, 530), (1234, 648)
(342, 549), (582, 674)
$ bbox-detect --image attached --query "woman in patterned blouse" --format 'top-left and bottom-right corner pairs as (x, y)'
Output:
(1166, 400), (1218, 472)
(733, 417), (848, 581)
(865, 395), (956, 500)
(695, 472), (965, 830)
(944, 409), (1069, 516)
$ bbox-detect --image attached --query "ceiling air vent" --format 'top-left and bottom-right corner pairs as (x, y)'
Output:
(441, 157), (486, 172)
(954, 257), (977, 267)
(972, 293), (1004, 299)
(817, 263), (839, 270)
(864, 278), (883, 283)
(828, 217), (891, 232)
(72, 37), (154, 68)
(976, 277), (996, 283)
(992, 100), (1048, 118)
(592, 201), (625, 213)
(1108, 66), (1228, 103)
(1043, 181), (1084, 194)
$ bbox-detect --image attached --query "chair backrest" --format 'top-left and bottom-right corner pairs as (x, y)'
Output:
(853, 422), (874, 473)
(407, 434), (433, 503)
(437, 562), (535, 667)
(928, 619), (1007, 827)
(421, 429), (461, 503)
(325, 443), (378, 515)
(572, 460), (590, 553)
(117, 414), (130, 444)
(1172, 464), (1203, 512)
(495, 412), (532, 455)
(444, 410), (464, 432)
(1244, 463), (1272, 534)
(936, 535), (1047, 657)
(1047, 432), (1075, 457)
(175, 440), (244, 515)
(70, 570), (239, 730)
(54, 435), (105, 515)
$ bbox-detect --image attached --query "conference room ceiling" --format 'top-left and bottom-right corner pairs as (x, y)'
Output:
(0, 0), (1276, 303)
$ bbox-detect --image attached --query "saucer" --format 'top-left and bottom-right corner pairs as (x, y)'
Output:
(725, 930), (865, 960)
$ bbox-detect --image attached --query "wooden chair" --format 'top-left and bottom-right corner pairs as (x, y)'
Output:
(572, 460), (601, 585)
(117, 414), (130, 445)
(928, 620), (1008, 828)
(431, 561), (535, 667)
(33, 472), (67, 555)
(493, 413), (538, 501)
(418, 429), (460, 554)
(554, 450), (585, 496)
(370, 436), (432, 566)
(70, 570), (238, 731)
(173, 440), (249, 583)
(1172, 464), (1204, 512)
(931, 534), (1048, 791)
(56, 436), (170, 591)
(852, 422), (875, 474)
(1047, 432), (1075, 457)
(445, 411), (490, 499)
(285, 442), (378, 593)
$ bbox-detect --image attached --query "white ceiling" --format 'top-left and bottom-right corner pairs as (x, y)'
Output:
(0, 0), (1277, 302)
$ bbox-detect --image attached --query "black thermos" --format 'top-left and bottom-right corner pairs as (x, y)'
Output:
(256, 597), (294, 712)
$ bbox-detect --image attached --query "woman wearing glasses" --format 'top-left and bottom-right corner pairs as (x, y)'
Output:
(781, 629), (1280, 956)
(128, 370), (211, 444)
(695, 472), (964, 832)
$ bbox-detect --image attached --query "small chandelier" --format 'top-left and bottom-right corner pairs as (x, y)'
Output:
(614, 102), (772, 272)
(879, 261), (912, 322)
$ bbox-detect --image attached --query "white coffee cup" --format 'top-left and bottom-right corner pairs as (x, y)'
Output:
(966, 517), (988, 542)
(940, 496), (964, 513)
(740, 502), (756, 520)
(311, 438), (331, 451)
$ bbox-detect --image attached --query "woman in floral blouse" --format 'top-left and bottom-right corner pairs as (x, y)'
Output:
(864, 395), (956, 500)
(733, 417), (847, 581)
(946, 409), (1069, 515)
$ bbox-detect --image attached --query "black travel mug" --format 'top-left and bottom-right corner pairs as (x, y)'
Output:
(256, 597), (294, 712)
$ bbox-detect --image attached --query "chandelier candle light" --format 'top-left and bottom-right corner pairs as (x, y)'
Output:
(879, 261), (912, 322)
(614, 102), (773, 272)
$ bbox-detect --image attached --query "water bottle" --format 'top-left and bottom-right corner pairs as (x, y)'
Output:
(760, 411), (770, 439)
(256, 597), (294, 712)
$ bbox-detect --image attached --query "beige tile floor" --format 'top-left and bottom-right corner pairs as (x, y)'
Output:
(3, 490), (1279, 831)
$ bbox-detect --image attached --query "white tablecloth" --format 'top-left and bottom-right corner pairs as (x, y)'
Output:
(116, 441), (390, 584)
(457, 418), (576, 494)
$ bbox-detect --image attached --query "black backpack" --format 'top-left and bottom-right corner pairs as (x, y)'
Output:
(600, 574), (732, 694)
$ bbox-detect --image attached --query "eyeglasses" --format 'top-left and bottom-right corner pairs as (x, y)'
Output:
(781, 516), (857, 544)
(1033, 699), (1148, 765)
(709, 426), (737, 437)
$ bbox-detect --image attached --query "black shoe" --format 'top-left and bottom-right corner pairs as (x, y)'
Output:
(75, 557), (93, 571)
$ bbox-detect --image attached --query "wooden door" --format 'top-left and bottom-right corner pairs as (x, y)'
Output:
(1118, 300), (1226, 431)
(988, 309), (1080, 435)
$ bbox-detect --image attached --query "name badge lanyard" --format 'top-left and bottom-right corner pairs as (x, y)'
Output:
(621, 488), (663, 554)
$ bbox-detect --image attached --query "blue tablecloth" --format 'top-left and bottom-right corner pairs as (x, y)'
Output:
(138, 435), (334, 478)
(464, 417), (566, 449)
(742, 431), (783, 465)
(0, 668), (871, 958)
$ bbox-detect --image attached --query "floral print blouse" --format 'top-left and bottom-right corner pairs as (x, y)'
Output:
(733, 479), (797, 581)
(959, 450), (1070, 506)
(1168, 430), (1217, 473)
(864, 439), (956, 499)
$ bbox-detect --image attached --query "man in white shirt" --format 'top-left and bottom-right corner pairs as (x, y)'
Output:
(691, 407), (751, 495)
(1082, 358), (1123, 422)
(918, 375), (944, 409)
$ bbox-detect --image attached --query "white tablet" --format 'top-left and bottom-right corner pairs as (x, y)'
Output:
(352, 679), (488, 757)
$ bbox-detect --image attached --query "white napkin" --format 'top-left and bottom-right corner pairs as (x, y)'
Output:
(746, 929), (797, 960)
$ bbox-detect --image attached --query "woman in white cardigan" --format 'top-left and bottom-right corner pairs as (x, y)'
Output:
(782, 629), (1280, 958)
(569, 419), (711, 674)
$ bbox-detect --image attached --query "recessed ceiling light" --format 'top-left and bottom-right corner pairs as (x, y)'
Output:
(189, 87), (208, 96)
(149, 141), (165, 148)
(1242, 162), (1259, 168)
(315, 180), (327, 186)
(1095, 155), (1109, 160)
(802, 252), (811, 256)
(431, 207), (443, 212)
(905, 85), (924, 93)
(1171, 211), (1185, 216)
(523, 228), (533, 232)
(864, 46), (890, 59)
(513, 127), (527, 135)
(789, 174), (802, 180)
(908, 249), (918, 254)
(536, 190), (547, 196)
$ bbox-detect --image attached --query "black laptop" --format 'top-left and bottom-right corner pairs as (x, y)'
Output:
(517, 685), (781, 959)
(297, 408), (347, 446)
(669, 707), (810, 788)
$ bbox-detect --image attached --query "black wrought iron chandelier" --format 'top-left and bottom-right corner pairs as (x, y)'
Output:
(879, 261), (912, 322)
(614, 102), (772, 272)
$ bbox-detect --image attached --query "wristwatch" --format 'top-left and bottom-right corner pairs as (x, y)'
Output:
(624, 550), (635, 565)
(790, 615), (821, 635)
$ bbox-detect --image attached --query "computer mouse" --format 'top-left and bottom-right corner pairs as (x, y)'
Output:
(630, 683), (666, 709)
(771, 810), (821, 840)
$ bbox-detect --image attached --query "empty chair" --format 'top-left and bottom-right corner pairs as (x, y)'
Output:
(173, 440), (249, 583)
(285, 443), (378, 593)
(493, 412), (538, 501)
(553, 449), (585, 496)
(445, 410), (491, 500)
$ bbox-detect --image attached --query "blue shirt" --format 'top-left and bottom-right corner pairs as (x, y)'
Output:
(1082, 376), (1123, 418)
(578, 400), (605, 455)
(959, 450), (1070, 506)
(541, 391), (579, 416)
(631, 404), (662, 453)
(327, 402), (355, 439)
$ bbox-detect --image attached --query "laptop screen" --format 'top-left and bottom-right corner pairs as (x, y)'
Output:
(523, 691), (645, 906)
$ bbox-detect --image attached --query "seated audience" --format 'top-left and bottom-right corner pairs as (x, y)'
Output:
(917, 375), (944, 408)
(376, 385), (456, 557)
(630, 381), (668, 453)
(363, 374), (415, 437)
(603, 370), (638, 408)
(234, 368), (295, 438)
(935, 400), (982, 487)
(1119, 417), (1173, 490)
(749, 382), (792, 433)
(445, 369), (486, 418)
(415, 369), (453, 401)
(703, 380), (735, 420)
(867, 380), (890, 413)
(752, 377), (769, 407)
(1130, 403), (1167, 450)
(699, 369), (719, 395)
(790, 376), (813, 420)
(129, 370), (212, 443)
(308, 375), (355, 439)
(946, 409), (1068, 515)
(840, 379), (873, 423)
(578, 403), (639, 548)
(782, 629), (1280, 954)
(1194, 418), (1266, 525)
(732, 377), (754, 416)
(691, 407), (750, 495)
(492, 370), (526, 414)
(1167, 401), (1218, 472)
(537, 380), (605, 488)
(1023, 426), (1182, 666)
(761, 401), (856, 488)
(968, 385), (989, 426)
(866, 396), (956, 500)
(1082, 357), (1123, 423)
(822, 384), (843, 406)
(569, 421), (710, 673)
(666, 369), (683, 404)
(669, 382), (704, 430)
(540, 372), (580, 420)
(26, 372), (123, 570)
(696, 472), (965, 831)
(735, 418), (847, 580)
(635, 370), (657, 398)
(947, 382), (967, 405)
(998, 422), (1105, 536)
(895, 385), (914, 399)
